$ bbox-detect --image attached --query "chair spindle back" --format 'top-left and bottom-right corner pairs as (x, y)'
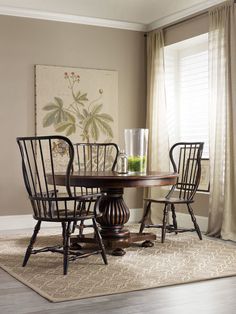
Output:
(170, 142), (204, 201)
(16, 135), (86, 221)
(73, 143), (119, 195)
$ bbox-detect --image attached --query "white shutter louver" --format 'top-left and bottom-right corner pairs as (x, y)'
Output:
(164, 34), (209, 157)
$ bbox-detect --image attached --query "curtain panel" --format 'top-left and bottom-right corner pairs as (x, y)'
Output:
(145, 30), (170, 224)
(207, 0), (236, 241)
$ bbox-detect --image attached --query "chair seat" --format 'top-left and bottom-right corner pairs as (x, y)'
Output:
(34, 210), (101, 222)
(144, 197), (194, 204)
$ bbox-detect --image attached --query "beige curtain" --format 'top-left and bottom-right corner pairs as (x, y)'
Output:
(207, 0), (236, 241)
(145, 29), (170, 223)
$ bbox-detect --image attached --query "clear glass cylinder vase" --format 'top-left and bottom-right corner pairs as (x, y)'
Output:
(124, 128), (149, 173)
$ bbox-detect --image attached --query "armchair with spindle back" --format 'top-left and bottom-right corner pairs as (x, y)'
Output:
(16, 135), (107, 275)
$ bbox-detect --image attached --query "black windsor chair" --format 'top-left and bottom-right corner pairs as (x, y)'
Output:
(73, 142), (119, 235)
(139, 142), (204, 243)
(16, 135), (107, 275)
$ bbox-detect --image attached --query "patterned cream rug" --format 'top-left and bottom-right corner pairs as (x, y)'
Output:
(0, 225), (236, 302)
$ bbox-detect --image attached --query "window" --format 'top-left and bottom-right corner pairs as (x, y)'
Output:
(164, 34), (209, 157)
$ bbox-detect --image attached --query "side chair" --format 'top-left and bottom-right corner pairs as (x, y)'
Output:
(139, 142), (204, 243)
(16, 135), (107, 275)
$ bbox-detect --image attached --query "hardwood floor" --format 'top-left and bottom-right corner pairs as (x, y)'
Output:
(1, 228), (236, 314)
(0, 268), (236, 314)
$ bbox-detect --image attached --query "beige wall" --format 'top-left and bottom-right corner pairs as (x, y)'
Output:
(174, 193), (209, 217)
(0, 15), (146, 215)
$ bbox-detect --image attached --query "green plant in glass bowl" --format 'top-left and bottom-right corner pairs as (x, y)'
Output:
(128, 155), (147, 173)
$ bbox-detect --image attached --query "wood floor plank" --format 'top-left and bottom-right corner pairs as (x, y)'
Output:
(0, 268), (236, 314)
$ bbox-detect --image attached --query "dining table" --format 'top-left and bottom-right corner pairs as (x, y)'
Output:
(48, 170), (178, 256)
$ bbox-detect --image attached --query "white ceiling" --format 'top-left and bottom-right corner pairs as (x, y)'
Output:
(0, 0), (224, 31)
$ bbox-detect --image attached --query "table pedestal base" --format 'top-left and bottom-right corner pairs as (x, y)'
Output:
(71, 232), (156, 255)
(71, 188), (156, 255)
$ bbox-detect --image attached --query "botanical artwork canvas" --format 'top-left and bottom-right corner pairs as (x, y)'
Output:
(35, 65), (118, 144)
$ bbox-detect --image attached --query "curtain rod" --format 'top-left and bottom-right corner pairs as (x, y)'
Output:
(164, 0), (236, 29)
(144, 10), (207, 37)
(163, 10), (207, 31)
(144, 0), (235, 36)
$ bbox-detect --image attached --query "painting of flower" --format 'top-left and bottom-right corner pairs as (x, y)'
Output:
(35, 65), (118, 144)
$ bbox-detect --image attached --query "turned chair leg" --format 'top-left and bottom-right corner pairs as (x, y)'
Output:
(161, 204), (169, 243)
(62, 222), (71, 275)
(92, 218), (107, 265)
(187, 203), (202, 240)
(61, 222), (65, 239)
(171, 204), (178, 234)
(22, 221), (41, 267)
(78, 220), (85, 237)
(139, 201), (151, 234)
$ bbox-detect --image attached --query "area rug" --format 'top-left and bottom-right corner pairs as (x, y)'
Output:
(0, 225), (236, 302)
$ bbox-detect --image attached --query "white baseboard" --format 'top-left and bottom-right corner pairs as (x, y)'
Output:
(0, 214), (59, 231)
(176, 212), (208, 232)
(0, 212), (141, 231)
(0, 211), (208, 232)
(129, 208), (144, 223)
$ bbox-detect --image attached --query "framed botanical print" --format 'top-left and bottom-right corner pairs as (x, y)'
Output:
(35, 65), (118, 144)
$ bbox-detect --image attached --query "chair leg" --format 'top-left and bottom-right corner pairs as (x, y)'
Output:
(22, 220), (41, 267)
(139, 201), (151, 234)
(62, 222), (71, 275)
(161, 204), (169, 243)
(187, 204), (202, 240)
(61, 222), (65, 238)
(78, 220), (85, 237)
(92, 218), (108, 265)
(171, 204), (178, 234)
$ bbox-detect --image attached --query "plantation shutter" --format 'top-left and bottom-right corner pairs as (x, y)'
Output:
(165, 35), (209, 157)
(179, 50), (209, 156)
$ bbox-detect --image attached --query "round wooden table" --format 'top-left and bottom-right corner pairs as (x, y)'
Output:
(50, 171), (178, 255)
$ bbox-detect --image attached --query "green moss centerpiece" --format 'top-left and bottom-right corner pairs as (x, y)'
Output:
(124, 128), (149, 174)
(128, 155), (147, 173)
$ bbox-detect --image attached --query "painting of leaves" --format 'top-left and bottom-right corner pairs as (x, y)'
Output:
(35, 65), (118, 144)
